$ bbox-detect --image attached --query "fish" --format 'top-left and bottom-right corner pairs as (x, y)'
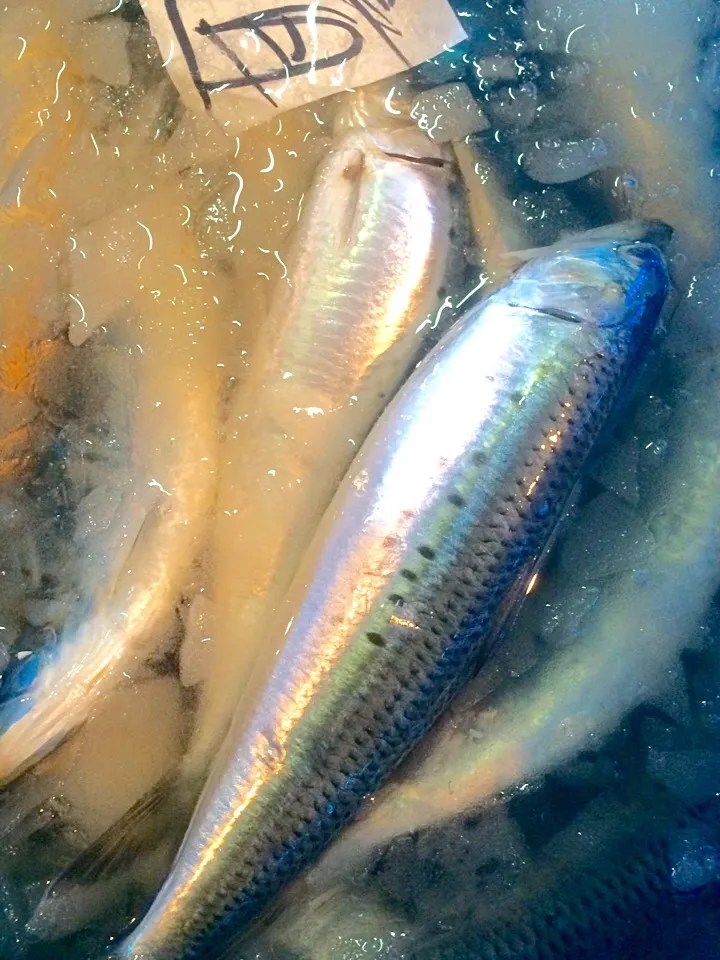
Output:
(0, 185), (223, 785)
(0, 3), (91, 681)
(412, 799), (720, 960)
(0, 1), (89, 478)
(192, 122), (457, 776)
(309, 271), (720, 886)
(103, 233), (667, 960)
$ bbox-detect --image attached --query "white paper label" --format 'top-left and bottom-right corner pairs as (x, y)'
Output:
(140, 0), (467, 132)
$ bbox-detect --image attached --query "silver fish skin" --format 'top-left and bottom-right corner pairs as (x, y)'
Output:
(0, 189), (223, 786)
(110, 239), (668, 960)
(191, 124), (456, 775)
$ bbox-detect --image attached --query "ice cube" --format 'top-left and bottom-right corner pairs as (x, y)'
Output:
(260, 888), (409, 960)
(669, 825), (720, 893)
(55, 675), (183, 841)
(66, 19), (132, 88)
(484, 82), (539, 130)
(700, 39), (720, 111)
(521, 135), (613, 184)
(510, 188), (589, 247)
(179, 592), (215, 688)
(557, 492), (655, 583)
(411, 84), (489, 143)
(537, 584), (602, 649)
(647, 748), (720, 806)
(24, 597), (72, 630)
(414, 50), (468, 88)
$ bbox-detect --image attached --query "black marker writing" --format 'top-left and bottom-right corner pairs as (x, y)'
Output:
(164, 0), (409, 110)
(343, 0), (408, 67)
(198, 6), (364, 97)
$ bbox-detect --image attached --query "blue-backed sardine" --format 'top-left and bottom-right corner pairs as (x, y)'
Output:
(110, 237), (668, 960)
(316, 261), (720, 886)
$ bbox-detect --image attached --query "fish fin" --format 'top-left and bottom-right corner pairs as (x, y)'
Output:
(501, 243), (554, 268)
(486, 557), (541, 650)
(213, 900), (298, 960)
(55, 775), (181, 886)
(25, 778), (197, 945)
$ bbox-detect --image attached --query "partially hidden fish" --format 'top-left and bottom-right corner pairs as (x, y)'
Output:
(0, 2), (87, 478)
(261, 791), (720, 960)
(192, 123), (457, 775)
(0, 185), (223, 785)
(0, 3), (92, 702)
(107, 234), (667, 960)
(414, 797), (720, 960)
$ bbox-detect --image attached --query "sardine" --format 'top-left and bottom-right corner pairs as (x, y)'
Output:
(109, 236), (667, 960)
(0, 186), (222, 785)
(414, 795), (720, 960)
(261, 792), (720, 960)
(311, 256), (720, 885)
(193, 124), (456, 774)
(0, 2), (86, 478)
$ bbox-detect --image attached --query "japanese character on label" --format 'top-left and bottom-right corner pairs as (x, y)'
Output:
(140, 0), (467, 131)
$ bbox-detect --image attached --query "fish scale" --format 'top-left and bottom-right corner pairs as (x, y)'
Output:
(110, 237), (668, 960)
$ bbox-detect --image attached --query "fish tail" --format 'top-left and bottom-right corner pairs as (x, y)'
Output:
(59, 778), (178, 884)
(28, 772), (201, 943)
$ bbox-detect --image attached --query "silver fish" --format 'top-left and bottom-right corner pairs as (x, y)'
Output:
(192, 123), (456, 775)
(260, 792), (720, 960)
(109, 236), (667, 960)
(0, 188), (223, 785)
(314, 253), (720, 885)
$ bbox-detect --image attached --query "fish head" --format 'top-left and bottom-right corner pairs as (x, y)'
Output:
(503, 235), (669, 350)
(0, 647), (48, 732)
(302, 126), (450, 276)
(321, 125), (449, 197)
(278, 124), (455, 393)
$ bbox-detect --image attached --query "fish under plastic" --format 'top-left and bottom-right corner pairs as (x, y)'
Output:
(192, 122), (458, 780)
(264, 790), (720, 960)
(0, 184), (224, 787)
(413, 793), (720, 960)
(97, 233), (667, 960)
